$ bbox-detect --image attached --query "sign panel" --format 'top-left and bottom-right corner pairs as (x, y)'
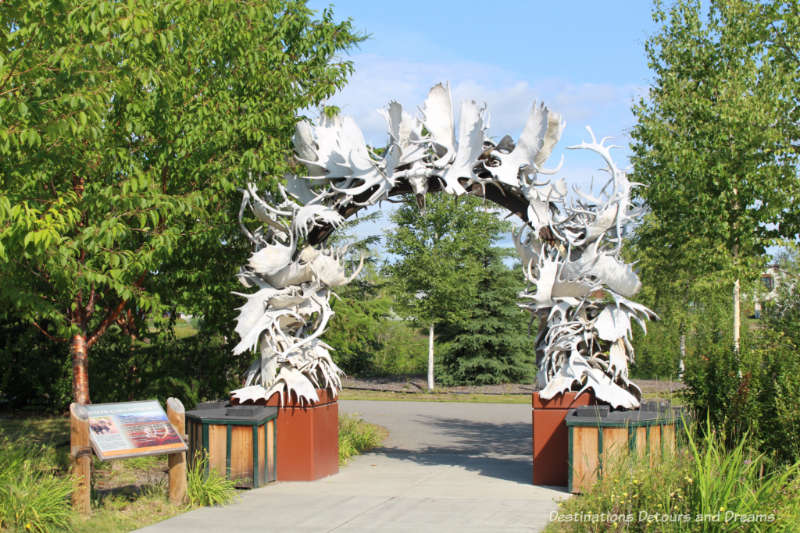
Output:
(85, 401), (187, 460)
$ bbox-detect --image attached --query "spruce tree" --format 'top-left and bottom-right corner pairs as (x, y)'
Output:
(437, 256), (535, 386)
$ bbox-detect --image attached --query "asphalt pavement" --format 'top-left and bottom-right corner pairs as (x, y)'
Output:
(136, 400), (567, 533)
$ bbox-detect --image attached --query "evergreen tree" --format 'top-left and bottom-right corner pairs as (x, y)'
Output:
(437, 258), (535, 385)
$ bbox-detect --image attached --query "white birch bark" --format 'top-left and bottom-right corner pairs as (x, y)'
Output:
(733, 278), (741, 353)
(427, 323), (435, 391)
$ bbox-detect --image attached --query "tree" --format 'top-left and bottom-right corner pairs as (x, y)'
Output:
(383, 194), (514, 389)
(630, 0), (799, 355)
(757, 1), (800, 191)
(436, 257), (535, 386)
(0, 0), (362, 404)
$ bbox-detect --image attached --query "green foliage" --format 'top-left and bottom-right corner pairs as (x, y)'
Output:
(384, 194), (510, 328)
(628, 277), (735, 381)
(0, 439), (74, 533)
(682, 324), (800, 464)
(186, 451), (236, 508)
(338, 414), (385, 465)
(0, 314), (71, 409)
(88, 332), (245, 409)
(384, 194), (532, 384)
(547, 422), (800, 532)
(321, 213), (427, 377)
(326, 273), (426, 377)
(629, 317), (683, 380)
(632, 0), (799, 279)
(629, 0), (800, 368)
(0, 325), (244, 411)
(436, 260), (535, 385)
(0, 0), (363, 401)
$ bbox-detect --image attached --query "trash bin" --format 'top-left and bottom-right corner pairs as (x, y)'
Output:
(565, 402), (685, 493)
(186, 404), (277, 488)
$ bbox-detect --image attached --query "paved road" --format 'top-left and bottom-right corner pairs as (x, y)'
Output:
(137, 400), (567, 533)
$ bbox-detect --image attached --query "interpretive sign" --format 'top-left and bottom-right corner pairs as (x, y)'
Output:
(85, 401), (187, 460)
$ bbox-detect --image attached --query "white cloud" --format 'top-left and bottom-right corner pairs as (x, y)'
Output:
(323, 54), (644, 149)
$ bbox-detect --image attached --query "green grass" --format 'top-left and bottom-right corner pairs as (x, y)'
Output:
(339, 389), (530, 404)
(0, 439), (73, 533)
(75, 483), (182, 533)
(642, 391), (684, 406)
(0, 416), (230, 532)
(338, 414), (387, 464)
(0, 416), (70, 445)
(173, 320), (198, 339)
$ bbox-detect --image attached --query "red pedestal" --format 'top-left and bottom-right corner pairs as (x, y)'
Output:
(266, 389), (339, 481)
(532, 391), (595, 486)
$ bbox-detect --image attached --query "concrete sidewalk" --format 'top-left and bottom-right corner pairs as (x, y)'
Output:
(137, 400), (567, 532)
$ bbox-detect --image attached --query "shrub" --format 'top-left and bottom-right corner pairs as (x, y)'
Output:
(186, 451), (236, 508)
(0, 439), (74, 533)
(682, 326), (800, 464)
(338, 414), (385, 464)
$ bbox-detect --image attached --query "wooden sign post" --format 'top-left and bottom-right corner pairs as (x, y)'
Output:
(70, 403), (92, 516)
(166, 398), (187, 505)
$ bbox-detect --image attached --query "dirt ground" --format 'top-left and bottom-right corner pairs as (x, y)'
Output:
(342, 375), (685, 396)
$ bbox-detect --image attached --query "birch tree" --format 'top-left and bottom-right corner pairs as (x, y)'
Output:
(630, 0), (799, 354)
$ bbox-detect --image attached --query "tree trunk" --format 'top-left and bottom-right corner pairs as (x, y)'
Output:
(679, 332), (686, 378)
(427, 323), (434, 391)
(71, 333), (90, 404)
(733, 278), (741, 353)
(731, 187), (740, 354)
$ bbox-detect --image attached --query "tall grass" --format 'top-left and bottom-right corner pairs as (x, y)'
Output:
(682, 421), (800, 530)
(338, 414), (385, 464)
(0, 438), (74, 532)
(186, 451), (236, 508)
(546, 420), (800, 532)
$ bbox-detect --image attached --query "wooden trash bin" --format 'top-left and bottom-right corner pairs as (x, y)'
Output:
(186, 404), (277, 488)
(565, 401), (684, 493)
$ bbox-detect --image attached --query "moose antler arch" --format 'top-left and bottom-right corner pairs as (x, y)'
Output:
(231, 83), (656, 410)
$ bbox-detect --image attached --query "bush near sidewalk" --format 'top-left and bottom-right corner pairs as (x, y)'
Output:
(186, 451), (236, 508)
(338, 414), (387, 465)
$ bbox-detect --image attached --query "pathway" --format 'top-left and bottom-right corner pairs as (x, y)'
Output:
(137, 400), (567, 532)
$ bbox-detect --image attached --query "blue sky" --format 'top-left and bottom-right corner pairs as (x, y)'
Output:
(304, 0), (662, 249)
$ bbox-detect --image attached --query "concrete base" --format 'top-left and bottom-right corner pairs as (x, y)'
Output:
(532, 391), (595, 487)
(266, 389), (339, 481)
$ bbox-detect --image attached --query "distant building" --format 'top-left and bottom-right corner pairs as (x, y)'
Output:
(753, 265), (790, 318)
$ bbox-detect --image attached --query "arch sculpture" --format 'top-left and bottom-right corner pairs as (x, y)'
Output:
(230, 83), (656, 410)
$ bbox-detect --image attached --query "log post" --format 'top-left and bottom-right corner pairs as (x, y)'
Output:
(166, 397), (187, 505)
(70, 402), (91, 515)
